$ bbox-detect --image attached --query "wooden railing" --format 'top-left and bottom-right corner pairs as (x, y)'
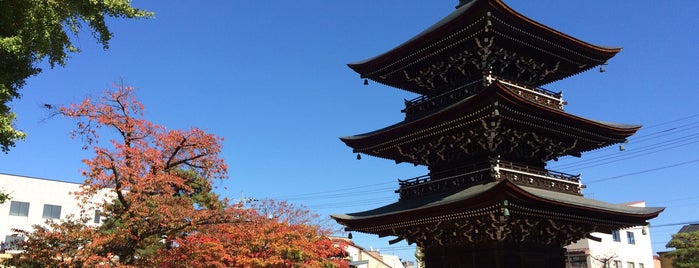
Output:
(401, 75), (565, 119)
(401, 80), (484, 119)
(485, 74), (565, 110)
(395, 159), (584, 199)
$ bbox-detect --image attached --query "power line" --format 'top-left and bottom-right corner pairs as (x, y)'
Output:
(651, 220), (699, 228)
(548, 116), (699, 169)
(272, 179), (396, 200)
(559, 137), (699, 172)
(586, 158), (699, 184)
(638, 113), (699, 131)
(270, 114), (699, 220)
(551, 131), (699, 171)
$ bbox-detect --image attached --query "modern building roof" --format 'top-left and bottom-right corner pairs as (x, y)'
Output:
(678, 224), (699, 234)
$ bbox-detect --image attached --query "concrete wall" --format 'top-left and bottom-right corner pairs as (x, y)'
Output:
(0, 173), (109, 251)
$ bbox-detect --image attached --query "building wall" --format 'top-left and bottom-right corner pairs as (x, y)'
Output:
(336, 238), (405, 268)
(566, 202), (654, 268)
(0, 173), (107, 252)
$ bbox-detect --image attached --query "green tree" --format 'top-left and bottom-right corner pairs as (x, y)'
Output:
(0, 189), (8, 204)
(0, 0), (152, 153)
(667, 230), (699, 268)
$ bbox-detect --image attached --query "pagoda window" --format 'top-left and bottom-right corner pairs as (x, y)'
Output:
(612, 230), (621, 242)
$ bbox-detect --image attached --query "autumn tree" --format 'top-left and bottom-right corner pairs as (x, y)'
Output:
(162, 200), (349, 268)
(8, 84), (228, 266)
(0, 0), (152, 152)
(8, 84), (347, 267)
(667, 230), (699, 268)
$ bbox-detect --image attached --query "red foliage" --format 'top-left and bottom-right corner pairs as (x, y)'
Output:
(7, 84), (347, 267)
(161, 201), (349, 268)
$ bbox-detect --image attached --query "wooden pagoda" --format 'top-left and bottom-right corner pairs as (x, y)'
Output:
(331, 0), (663, 267)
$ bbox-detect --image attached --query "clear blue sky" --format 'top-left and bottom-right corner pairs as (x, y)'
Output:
(2, 0), (699, 262)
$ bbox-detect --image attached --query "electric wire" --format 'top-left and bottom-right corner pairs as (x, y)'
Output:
(550, 124), (699, 171)
(549, 115), (699, 165)
(265, 114), (699, 249)
(584, 158), (699, 184)
(278, 114), (699, 206)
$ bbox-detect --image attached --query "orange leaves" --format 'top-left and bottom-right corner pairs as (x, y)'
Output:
(162, 200), (348, 267)
(44, 84), (231, 265)
(14, 84), (346, 267)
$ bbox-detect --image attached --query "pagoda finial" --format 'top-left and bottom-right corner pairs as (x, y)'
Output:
(456, 0), (476, 9)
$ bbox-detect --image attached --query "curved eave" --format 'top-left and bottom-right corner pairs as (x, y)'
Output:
(341, 82), (640, 156)
(490, 0), (621, 56)
(495, 82), (641, 136)
(331, 180), (663, 224)
(519, 185), (664, 219)
(348, 0), (621, 92)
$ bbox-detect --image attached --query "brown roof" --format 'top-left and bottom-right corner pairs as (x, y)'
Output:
(341, 81), (639, 164)
(349, 0), (621, 94)
(331, 180), (663, 233)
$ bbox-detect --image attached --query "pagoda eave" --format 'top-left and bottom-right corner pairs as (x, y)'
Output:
(350, 0), (621, 94)
(332, 180), (663, 246)
(342, 82), (639, 165)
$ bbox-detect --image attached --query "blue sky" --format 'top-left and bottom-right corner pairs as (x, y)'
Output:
(2, 0), (699, 262)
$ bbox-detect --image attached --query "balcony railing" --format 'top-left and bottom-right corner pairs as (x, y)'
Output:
(485, 74), (565, 110)
(401, 80), (484, 119)
(402, 75), (565, 119)
(492, 159), (583, 195)
(395, 159), (583, 199)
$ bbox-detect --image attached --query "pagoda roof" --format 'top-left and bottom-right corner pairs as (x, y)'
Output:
(341, 81), (639, 164)
(349, 0), (621, 94)
(331, 180), (664, 232)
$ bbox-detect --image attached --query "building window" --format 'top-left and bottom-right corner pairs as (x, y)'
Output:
(613, 260), (622, 268)
(4, 235), (24, 250)
(612, 230), (621, 242)
(42, 204), (61, 219)
(569, 255), (587, 268)
(627, 262), (635, 268)
(638, 263), (644, 268)
(94, 209), (101, 223)
(627, 231), (635, 245)
(9, 201), (30, 216)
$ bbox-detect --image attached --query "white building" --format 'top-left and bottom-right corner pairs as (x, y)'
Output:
(565, 201), (654, 268)
(0, 173), (107, 252)
(333, 237), (406, 268)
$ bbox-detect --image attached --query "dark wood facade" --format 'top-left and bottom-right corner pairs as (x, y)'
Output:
(332, 1), (663, 267)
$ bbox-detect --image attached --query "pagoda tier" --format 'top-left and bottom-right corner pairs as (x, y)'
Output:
(341, 75), (640, 169)
(350, 0), (620, 96)
(331, 180), (664, 267)
(335, 0), (662, 267)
